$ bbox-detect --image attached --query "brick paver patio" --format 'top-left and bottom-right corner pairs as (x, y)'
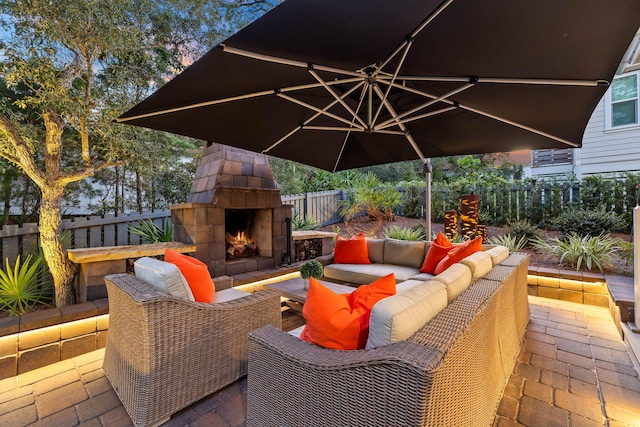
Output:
(0, 295), (639, 427)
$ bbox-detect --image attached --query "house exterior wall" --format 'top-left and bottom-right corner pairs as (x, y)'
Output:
(579, 96), (640, 177)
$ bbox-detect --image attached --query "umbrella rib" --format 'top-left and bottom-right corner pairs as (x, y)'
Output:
(375, 0), (455, 75)
(459, 104), (580, 147)
(372, 40), (413, 126)
(116, 78), (362, 123)
(372, 84), (426, 163)
(333, 82), (369, 171)
(277, 94), (365, 129)
(394, 76), (607, 87)
(263, 81), (366, 154)
(308, 69), (367, 128)
(380, 105), (458, 128)
(383, 80), (579, 147)
(374, 81), (474, 130)
(221, 45), (363, 78)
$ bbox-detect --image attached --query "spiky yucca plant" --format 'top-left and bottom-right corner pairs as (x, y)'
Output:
(531, 233), (619, 272)
(130, 220), (172, 243)
(0, 256), (49, 316)
(488, 234), (528, 252)
(384, 225), (426, 241)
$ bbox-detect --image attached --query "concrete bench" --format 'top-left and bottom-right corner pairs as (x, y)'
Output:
(68, 242), (196, 302)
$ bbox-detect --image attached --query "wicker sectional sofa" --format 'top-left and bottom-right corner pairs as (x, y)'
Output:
(247, 239), (530, 427)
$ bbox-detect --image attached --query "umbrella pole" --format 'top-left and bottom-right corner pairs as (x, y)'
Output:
(424, 159), (432, 240)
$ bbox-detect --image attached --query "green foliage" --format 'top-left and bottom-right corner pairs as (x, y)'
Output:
(531, 234), (619, 272)
(0, 255), (50, 316)
(504, 219), (541, 243)
(488, 234), (528, 252)
(398, 181), (425, 219)
(614, 238), (634, 266)
(299, 259), (323, 279)
(130, 219), (172, 243)
(339, 172), (402, 222)
(550, 208), (626, 236)
(384, 225), (426, 241)
(291, 213), (320, 231)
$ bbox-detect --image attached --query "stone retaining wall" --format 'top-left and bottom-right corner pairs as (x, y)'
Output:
(0, 299), (109, 380)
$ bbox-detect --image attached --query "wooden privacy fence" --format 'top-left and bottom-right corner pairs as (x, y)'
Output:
(282, 189), (345, 226)
(0, 211), (172, 264)
(1, 190), (345, 262)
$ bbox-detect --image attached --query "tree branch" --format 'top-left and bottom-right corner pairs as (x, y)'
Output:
(0, 114), (47, 188)
(60, 159), (125, 186)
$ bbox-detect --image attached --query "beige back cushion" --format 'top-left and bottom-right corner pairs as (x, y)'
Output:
(383, 239), (426, 268)
(460, 251), (493, 281)
(134, 257), (195, 301)
(431, 263), (472, 304)
(366, 239), (385, 264)
(484, 245), (510, 266)
(366, 281), (447, 349)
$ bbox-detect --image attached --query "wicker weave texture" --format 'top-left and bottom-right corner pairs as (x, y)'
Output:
(102, 273), (281, 427)
(247, 255), (530, 427)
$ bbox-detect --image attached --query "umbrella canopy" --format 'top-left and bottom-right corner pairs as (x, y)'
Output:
(118, 0), (640, 172)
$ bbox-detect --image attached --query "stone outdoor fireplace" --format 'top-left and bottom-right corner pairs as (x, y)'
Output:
(170, 143), (292, 277)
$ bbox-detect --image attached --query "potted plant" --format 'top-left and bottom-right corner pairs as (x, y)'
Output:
(299, 260), (323, 290)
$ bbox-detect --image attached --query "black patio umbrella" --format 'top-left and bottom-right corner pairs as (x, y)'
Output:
(118, 0), (640, 235)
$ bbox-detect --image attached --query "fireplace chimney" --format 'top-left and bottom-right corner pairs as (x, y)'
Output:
(170, 143), (292, 277)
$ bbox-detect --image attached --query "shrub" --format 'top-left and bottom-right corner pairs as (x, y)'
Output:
(300, 260), (323, 279)
(291, 213), (320, 231)
(488, 234), (528, 252)
(550, 208), (625, 237)
(504, 219), (541, 243)
(531, 233), (619, 272)
(0, 255), (50, 316)
(384, 225), (426, 241)
(130, 220), (172, 243)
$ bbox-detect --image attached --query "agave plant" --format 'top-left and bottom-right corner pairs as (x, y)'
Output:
(384, 225), (426, 241)
(0, 255), (49, 316)
(531, 233), (619, 272)
(291, 212), (320, 231)
(488, 234), (528, 252)
(130, 220), (172, 243)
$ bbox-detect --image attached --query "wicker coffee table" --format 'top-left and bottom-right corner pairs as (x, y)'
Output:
(265, 277), (355, 304)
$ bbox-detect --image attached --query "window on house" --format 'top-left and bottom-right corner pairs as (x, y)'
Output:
(607, 72), (639, 129)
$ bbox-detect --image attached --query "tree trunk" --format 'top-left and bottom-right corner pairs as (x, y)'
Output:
(40, 184), (76, 307)
(136, 169), (142, 213)
(114, 165), (120, 216)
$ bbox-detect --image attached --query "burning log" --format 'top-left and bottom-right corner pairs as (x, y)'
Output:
(226, 231), (259, 259)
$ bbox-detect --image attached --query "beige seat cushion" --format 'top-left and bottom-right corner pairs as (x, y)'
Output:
(211, 288), (250, 303)
(382, 239), (426, 269)
(366, 281), (447, 349)
(484, 245), (510, 266)
(460, 251), (493, 281)
(323, 263), (421, 284)
(431, 263), (472, 303)
(396, 279), (425, 293)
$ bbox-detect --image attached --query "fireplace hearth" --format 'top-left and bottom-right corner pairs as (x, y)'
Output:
(170, 143), (292, 277)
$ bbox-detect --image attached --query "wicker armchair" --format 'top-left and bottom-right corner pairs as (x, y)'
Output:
(102, 273), (281, 427)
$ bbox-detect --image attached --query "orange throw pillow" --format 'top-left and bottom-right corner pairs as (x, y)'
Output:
(300, 275), (395, 350)
(333, 231), (371, 264)
(434, 236), (483, 275)
(164, 249), (215, 303)
(420, 231), (453, 274)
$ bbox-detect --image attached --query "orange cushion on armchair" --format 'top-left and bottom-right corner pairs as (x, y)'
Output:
(164, 249), (215, 303)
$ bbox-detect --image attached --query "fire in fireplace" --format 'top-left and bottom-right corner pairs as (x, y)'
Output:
(226, 230), (259, 259)
(225, 209), (261, 260)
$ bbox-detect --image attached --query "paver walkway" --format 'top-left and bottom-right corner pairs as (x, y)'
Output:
(0, 296), (639, 427)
